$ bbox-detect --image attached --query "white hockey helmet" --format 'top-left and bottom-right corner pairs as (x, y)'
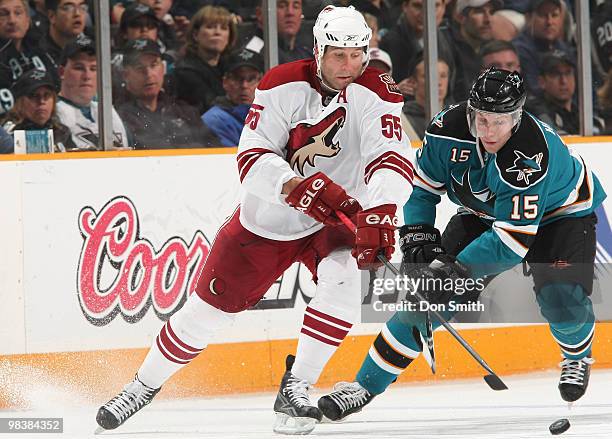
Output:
(312, 6), (372, 85)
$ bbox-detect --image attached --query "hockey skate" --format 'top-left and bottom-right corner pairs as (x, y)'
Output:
(96, 374), (160, 431)
(273, 355), (322, 435)
(317, 381), (374, 421)
(558, 357), (594, 402)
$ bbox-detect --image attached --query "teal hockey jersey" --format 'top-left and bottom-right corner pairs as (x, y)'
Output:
(404, 102), (606, 277)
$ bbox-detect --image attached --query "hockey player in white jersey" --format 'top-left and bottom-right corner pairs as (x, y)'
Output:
(96, 5), (414, 435)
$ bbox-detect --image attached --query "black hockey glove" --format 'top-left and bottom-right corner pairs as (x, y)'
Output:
(398, 224), (445, 272)
(404, 254), (472, 305)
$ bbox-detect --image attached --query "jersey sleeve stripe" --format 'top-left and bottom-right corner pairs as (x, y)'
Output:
(492, 223), (531, 258)
(237, 148), (274, 182)
(414, 173), (447, 195)
(364, 151), (414, 184)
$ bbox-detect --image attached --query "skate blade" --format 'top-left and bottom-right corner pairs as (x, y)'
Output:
(93, 426), (107, 435)
(273, 412), (317, 435)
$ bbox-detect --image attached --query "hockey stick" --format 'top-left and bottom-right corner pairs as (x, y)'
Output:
(337, 211), (508, 391)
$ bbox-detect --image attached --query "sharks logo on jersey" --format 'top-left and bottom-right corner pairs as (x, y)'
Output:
(451, 169), (496, 220)
(505, 150), (544, 186)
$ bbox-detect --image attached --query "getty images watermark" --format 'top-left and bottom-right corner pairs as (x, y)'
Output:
(360, 264), (488, 323)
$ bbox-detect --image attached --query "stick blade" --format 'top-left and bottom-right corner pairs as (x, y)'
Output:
(484, 374), (508, 391)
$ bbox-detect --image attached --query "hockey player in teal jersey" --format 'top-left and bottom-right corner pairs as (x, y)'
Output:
(317, 68), (606, 421)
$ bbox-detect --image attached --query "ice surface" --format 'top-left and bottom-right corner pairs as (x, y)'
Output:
(2, 370), (612, 439)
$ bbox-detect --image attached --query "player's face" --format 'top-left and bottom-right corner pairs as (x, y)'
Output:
(20, 86), (55, 126)
(320, 46), (364, 91)
(0, 0), (30, 41)
(474, 111), (514, 153)
(482, 49), (521, 73)
(223, 66), (261, 105)
(60, 53), (97, 106)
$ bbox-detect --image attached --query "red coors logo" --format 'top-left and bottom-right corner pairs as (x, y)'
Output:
(77, 196), (210, 326)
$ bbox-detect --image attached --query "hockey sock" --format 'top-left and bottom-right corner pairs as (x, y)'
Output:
(537, 284), (595, 360)
(292, 305), (352, 384)
(137, 293), (236, 389)
(356, 312), (422, 395)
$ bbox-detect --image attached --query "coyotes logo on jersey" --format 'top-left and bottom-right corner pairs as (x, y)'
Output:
(286, 107), (346, 175)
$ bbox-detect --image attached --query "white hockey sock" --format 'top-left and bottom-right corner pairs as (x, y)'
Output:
(138, 293), (236, 389)
(292, 305), (352, 384)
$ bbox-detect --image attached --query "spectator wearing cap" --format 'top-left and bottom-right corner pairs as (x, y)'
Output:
(480, 39), (521, 72)
(56, 36), (132, 150)
(118, 38), (220, 149)
(172, 5), (236, 114)
(0, 0), (58, 114)
(401, 53), (450, 139)
(525, 51), (605, 135)
(202, 47), (263, 146)
(380, 0), (454, 97)
(368, 47), (392, 74)
(114, 2), (178, 57)
(39, 0), (88, 66)
(512, 0), (574, 96)
(1, 68), (75, 151)
(444, 0), (501, 102)
(241, 0), (311, 66)
(111, 3), (177, 104)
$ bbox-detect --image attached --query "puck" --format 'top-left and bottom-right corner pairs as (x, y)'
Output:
(549, 418), (570, 435)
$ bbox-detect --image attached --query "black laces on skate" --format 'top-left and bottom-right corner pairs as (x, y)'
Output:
(559, 357), (594, 386)
(284, 375), (313, 408)
(103, 379), (158, 423)
(328, 382), (371, 412)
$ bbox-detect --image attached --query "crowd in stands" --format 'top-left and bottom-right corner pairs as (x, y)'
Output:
(0, 0), (610, 153)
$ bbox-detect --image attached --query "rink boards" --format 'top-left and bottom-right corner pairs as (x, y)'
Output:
(1, 139), (612, 408)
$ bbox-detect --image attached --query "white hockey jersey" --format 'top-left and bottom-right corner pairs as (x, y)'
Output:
(56, 97), (130, 150)
(237, 60), (415, 241)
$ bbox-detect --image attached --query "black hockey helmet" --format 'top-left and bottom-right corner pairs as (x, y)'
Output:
(468, 67), (526, 113)
(467, 68), (526, 137)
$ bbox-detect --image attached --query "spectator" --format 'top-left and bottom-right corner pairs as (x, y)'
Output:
(243, 0), (311, 65)
(111, 3), (177, 103)
(368, 47), (392, 74)
(202, 47), (263, 147)
(525, 50), (605, 135)
(56, 35), (132, 150)
(40, 0), (88, 65)
(172, 5), (236, 114)
(362, 12), (379, 47)
(0, 0), (57, 114)
(444, 0), (501, 101)
(380, 0), (454, 97)
(592, 0), (612, 79)
(597, 70), (612, 134)
(29, 0), (49, 34)
(0, 124), (11, 152)
(152, 0), (188, 48)
(480, 39), (521, 72)
(512, 0), (574, 96)
(350, 0), (395, 32)
(118, 38), (220, 149)
(2, 68), (75, 151)
(402, 54), (450, 139)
